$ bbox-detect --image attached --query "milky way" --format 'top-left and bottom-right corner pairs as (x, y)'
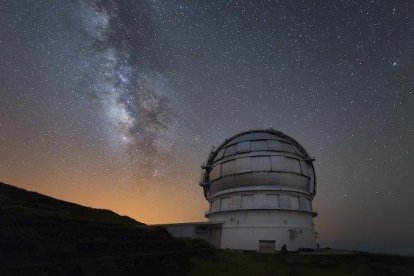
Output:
(1, 0), (413, 255)
(78, 0), (181, 182)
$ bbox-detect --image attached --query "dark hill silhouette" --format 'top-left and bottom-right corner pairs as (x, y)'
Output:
(0, 182), (211, 275)
(0, 182), (141, 225)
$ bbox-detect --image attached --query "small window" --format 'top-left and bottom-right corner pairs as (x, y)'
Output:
(251, 140), (268, 151)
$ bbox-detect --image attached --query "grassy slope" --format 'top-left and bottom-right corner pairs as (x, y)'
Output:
(0, 182), (212, 275)
(0, 182), (142, 226)
(188, 251), (414, 276)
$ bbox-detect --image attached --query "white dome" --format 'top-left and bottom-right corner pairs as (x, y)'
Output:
(200, 129), (316, 198)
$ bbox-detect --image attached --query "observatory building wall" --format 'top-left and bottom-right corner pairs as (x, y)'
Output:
(209, 210), (316, 251)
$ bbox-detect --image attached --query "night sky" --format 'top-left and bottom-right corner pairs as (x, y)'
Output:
(1, 0), (413, 255)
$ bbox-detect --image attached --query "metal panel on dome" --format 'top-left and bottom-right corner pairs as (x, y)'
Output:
(210, 165), (221, 180)
(293, 145), (305, 156)
(286, 158), (301, 174)
(208, 172), (311, 196)
(271, 156), (301, 173)
(300, 160), (310, 176)
(224, 145), (237, 157)
(215, 148), (225, 160)
(270, 156), (282, 171)
(252, 156), (271, 171)
(230, 133), (278, 144)
(267, 140), (295, 153)
(309, 168), (316, 193)
(237, 141), (250, 153)
(251, 140), (268, 151)
(221, 160), (235, 176)
(236, 157), (251, 173)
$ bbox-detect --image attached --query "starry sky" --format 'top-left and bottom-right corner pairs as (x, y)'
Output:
(1, 0), (413, 255)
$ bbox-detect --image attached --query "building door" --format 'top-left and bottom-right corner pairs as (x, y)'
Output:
(209, 226), (222, 248)
(258, 240), (275, 253)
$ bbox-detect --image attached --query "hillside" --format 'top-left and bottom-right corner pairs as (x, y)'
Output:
(0, 182), (212, 275)
(0, 182), (141, 225)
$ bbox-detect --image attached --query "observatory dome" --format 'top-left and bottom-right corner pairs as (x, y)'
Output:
(200, 129), (316, 198)
(158, 129), (318, 252)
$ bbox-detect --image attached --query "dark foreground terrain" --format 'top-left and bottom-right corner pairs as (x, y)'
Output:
(1, 182), (413, 276)
(0, 182), (212, 275)
(188, 250), (414, 276)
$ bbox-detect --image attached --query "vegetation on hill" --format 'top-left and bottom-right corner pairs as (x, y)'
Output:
(0, 182), (212, 275)
(0, 182), (141, 226)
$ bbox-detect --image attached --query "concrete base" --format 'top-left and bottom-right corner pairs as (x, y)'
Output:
(210, 209), (316, 251)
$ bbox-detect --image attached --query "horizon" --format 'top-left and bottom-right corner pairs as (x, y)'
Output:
(1, 0), (413, 257)
(1, 180), (412, 257)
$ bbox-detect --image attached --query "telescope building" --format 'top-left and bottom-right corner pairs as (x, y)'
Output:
(157, 129), (318, 253)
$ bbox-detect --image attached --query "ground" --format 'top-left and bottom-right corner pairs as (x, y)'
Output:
(187, 250), (414, 276)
